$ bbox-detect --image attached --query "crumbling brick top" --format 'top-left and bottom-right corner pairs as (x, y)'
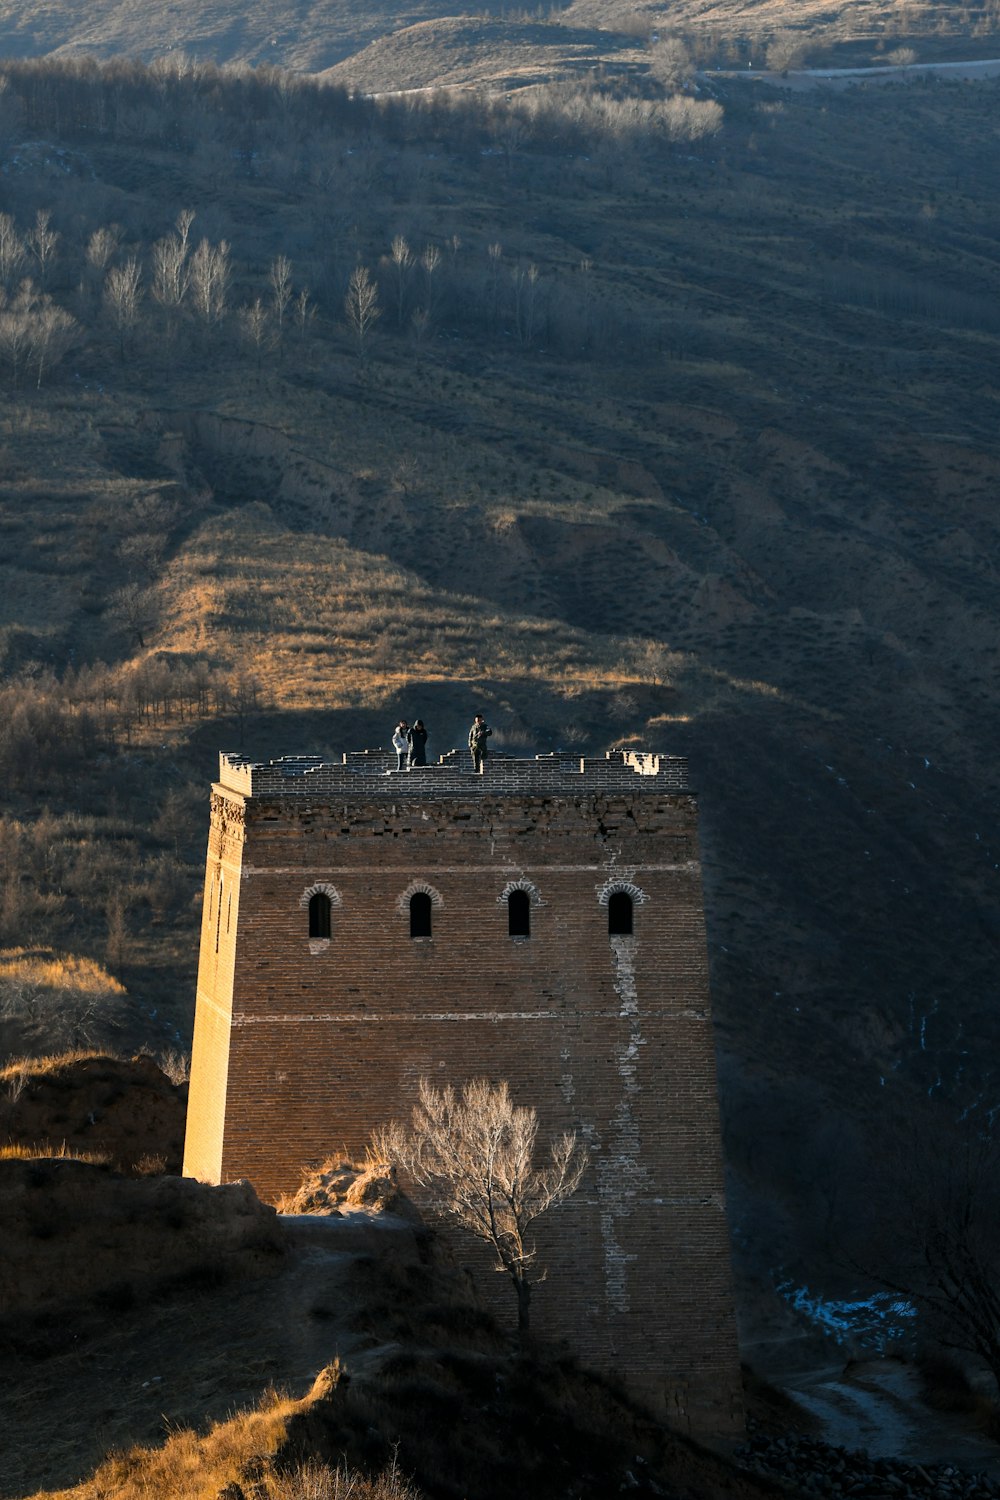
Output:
(216, 749), (692, 799)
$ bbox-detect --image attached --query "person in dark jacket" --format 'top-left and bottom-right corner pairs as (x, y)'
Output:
(407, 719), (428, 767)
(468, 713), (492, 773)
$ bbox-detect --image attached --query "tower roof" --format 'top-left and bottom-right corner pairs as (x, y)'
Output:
(215, 748), (692, 799)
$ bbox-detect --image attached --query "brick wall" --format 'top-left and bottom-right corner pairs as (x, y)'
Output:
(183, 754), (743, 1436)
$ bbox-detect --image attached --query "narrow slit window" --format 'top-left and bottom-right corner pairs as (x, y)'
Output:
(410, 891), (433, 938)
(309, 892), (332, 939)
(215, 876), (224, 952)
(608, 891), (633, 937)
(508, 889), (531, 938)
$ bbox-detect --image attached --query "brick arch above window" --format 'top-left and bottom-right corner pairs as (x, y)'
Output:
(298, 882), (343, 910)
(496, 879), (545, 908)
(300, 883), (342, 953)
(596, 879), (648, 907)
(396, 880), (444, 914)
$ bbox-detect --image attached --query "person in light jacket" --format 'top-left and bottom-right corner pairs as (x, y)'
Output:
(392, 721), (409, 771)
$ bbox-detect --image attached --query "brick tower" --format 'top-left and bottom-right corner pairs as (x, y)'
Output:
(183, 748), (742, 1436)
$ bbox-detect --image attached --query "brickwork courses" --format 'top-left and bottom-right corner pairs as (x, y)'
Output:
(183, 748), (743, 1436)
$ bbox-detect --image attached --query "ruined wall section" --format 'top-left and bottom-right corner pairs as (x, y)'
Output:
(186, 771), (740, 1433)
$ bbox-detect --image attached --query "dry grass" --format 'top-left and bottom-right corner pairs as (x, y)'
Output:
(155, 1049), (191, 1086)
(0, 1141), (111, 1164)
(158, 507), (641, 713)
(0, 949), (126, 999)
(0, 1047), (117, 1082)
(33, 1386), (299, 1500)
(276, 1157), (403, 1215)
(27, 1371), (420, 1500)
(260, 1455), (419, 1500)
(0, 948), (130, 1062)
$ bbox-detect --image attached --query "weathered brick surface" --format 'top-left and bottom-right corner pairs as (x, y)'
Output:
(183, 751), (743, 1436)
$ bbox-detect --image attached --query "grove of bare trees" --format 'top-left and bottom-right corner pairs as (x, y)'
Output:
(0, 52), (730, 391)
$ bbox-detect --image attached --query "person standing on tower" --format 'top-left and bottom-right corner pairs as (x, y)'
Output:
(468, 713), (492, 774)
(407, 719), (428, 767)
(392, 720), (409, 771)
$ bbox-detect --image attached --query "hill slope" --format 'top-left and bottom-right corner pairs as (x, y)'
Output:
(0, 0), (995, 80)
(0, 57), (998, 1333)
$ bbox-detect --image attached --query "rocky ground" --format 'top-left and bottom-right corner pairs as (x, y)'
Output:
(739, 1422), (1000, 1499)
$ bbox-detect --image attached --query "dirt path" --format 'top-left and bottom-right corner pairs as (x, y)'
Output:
(787, 1360), (1000, 1475)
(710, 57), (1000, 89)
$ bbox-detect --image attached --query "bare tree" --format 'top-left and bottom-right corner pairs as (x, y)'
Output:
(104, 257), (143, 359)
(269, 253), (292, 342)
(420, 242), (441, 322)
(0, 280), (75, 389)
(375, 1077), (588, 1335)
(28, 299), (77, 388)
(151, 208), (194, 325)
(766, 30), (807, 72)
(0, 280), (35, 386)
(117, 539), (165, 595)
(294, 287), (315, 337)
(660, 95), (724, 143)
(649, 35), (694, 91)
(847, 1107), (1000, 1392)
(409, 307), (430, 349)
(512, 262), (540, 346)
(239, 296), (272, 371)
(636, 638), (680, 688)
(109, 581), (155, 648)
(0, 213), (25, 290)
(104, 890), (130, 970)
(86, 225), (120, 281)
(389, 234), (413, 329)
(487, 240), (503, 331)
(494, 114), (529, 171)
(344, 263), (381, 357)
(0, 75), (25, 156)
(189, 237), (231, 329)
(26, 210), (59, 290)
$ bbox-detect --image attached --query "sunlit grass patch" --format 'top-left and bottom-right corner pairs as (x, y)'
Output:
(0, 949), (126, 999)
(0, 1142), (111, 1165)
(24, 1370), (419, 1500)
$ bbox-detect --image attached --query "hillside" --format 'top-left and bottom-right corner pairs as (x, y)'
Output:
(0, 50), (998, 1362)
(0, 0), (997, 80)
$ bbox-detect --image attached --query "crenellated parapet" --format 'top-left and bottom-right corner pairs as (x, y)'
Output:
(215, 748), (692, 800)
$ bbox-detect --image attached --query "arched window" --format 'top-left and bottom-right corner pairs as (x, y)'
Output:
(308, 891), (332, 939)
(410, 891), (433, 938)
(508, 888), (531, 937)
(608, 890), (633, 936)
